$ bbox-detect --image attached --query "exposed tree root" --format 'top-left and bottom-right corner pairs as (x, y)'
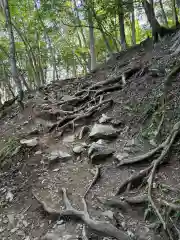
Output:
(59, 93), (90, 107)
(57, 99), (113, 134)
(116, 121), (180, 239)
(33, 188), (130, 240)
(117, 144), (163, 166)
(116, 165), (152, 195)
(84, 166), (101, 198)
(147, 122), (180, 230)
(94, 84), (122, 97)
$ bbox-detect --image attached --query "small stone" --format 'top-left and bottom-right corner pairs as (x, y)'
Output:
(6, 191), (14, 202)
(48, 150), (72, 163)
(23, 121), (29, 126)
(35, 150), (42, 155)
(17, 230), (25, 236)
(89, 124), (118, 140)
(22, 220), (28, 227)
(88, 141), (114, 163)
(99, 114), (112, 124)
(7, 214), (15, 227)
(20, 138), (38, 147)
(114, 152), (129, 162)
(102, 210), (114, 220)
(127, 230), (135, 238)
(11, 227), (18, 233)
(52, 168), (60, 172)
(3, 219), (8, 224)
(56, 220), (64, 225)
(0, 227), (5, 233)
(63, 134), (75, 143)
(79, 126), (89, 139)
(73, 145), (84, 154)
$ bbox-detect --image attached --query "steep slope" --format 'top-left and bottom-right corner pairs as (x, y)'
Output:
(0, 32), (180, 240)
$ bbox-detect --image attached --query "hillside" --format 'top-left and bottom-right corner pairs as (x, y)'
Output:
(1, 31), (180, 240)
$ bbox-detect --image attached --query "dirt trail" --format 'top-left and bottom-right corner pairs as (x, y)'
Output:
(1, 33), (180, 240)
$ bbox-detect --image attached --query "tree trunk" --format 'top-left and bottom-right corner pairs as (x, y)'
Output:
(90, 6), (113, 55)
(3, 0), (24, 103)
(117, 0), (127, 50)
(172, 0), (179, 26)
(87, 2), (96, 71)
(159, 0), (168, 27)
(142, 0), (165, 42)
(131, 0), (136, 45)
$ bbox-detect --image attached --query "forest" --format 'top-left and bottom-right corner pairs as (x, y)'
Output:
(0, 0), (179, 102)
(1, 1), (180, 240)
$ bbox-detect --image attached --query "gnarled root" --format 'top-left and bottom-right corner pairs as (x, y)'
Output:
(33, 188), (130, 240)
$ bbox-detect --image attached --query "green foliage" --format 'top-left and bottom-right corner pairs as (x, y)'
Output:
(0, 136), (20, 168)
(0, 0), (178, 97)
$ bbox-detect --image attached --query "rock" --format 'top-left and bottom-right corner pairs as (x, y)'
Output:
(114, 152), (129, 162)
(20, 138), (38, 147)
(6, 191), (14, 202)
(88, 141), (114, 163)
(102, 210), (114, 220)
(99, 114), (112, 124)
(111, 118), (123, 127)
(89, 124), (118, 140)
(73, 145), (84, 154)
(78, 126), (89, 139)
(63, 134), (75, 143)
(61, 95), (74, 101)
(48, 150), (72, 163)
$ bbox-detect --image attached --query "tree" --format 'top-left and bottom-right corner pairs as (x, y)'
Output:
(2, 0), (24, 105)
(117, 0), (127, 50)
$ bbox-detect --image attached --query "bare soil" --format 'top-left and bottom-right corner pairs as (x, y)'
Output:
(1, 33), (180, 240)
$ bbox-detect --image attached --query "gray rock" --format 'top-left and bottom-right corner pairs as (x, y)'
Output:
(88, 141), (114, 163)
(102, 210), (114, 220)
(20, 138), (38, 147)
(61, 95), (74, 101)
(99, 114), (112, 124)
(48, 150), (72, 163)
(73, 145), (84, 154)
(78, 126), (89, 139)
(114, 152), (129, 162)
(89, 124), (118, 140)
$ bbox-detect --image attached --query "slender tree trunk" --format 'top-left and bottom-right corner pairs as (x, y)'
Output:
(142, 0), (162, 42)
(159, 0), (168, 27)
(117, 0), (127, 50)
(3, 0), (24, 104)
(91, 6), (113, 55)
(172, 0), (179, 26)
(131, 0), (136, 45)
(85, 0), (96, 71)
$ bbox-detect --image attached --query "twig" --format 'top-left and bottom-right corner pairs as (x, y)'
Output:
(84, 166), (101, 198)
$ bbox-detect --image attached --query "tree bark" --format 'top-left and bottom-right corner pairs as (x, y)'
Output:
(159, 0), (168, 27)
(87, 1), (96, 71)
(172, 0), (179, 26)
(117, 0), (127, 50)
(3, 0), (24, 103)
(90, 6), (113, 55)
(131, 0), (136, 45)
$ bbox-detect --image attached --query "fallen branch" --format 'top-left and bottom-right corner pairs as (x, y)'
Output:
(84, 166), (101, 198)
(33, 188), (130, 240)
